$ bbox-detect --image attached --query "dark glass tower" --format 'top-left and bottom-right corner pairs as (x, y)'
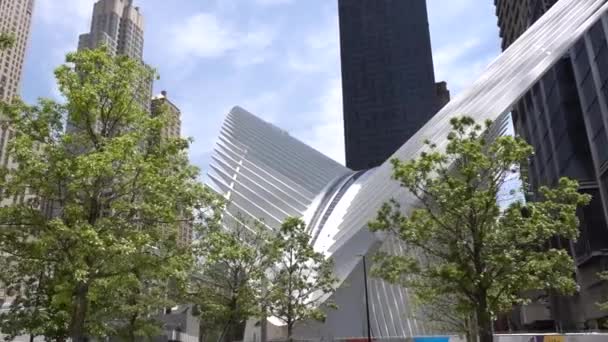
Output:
(495, 0), (608, 330)
(339, 0), (445, 170)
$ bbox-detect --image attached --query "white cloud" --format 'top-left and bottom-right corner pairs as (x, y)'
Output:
(232, 51), (274, 67)
(169, 13), (238, 58)
(433, 38), (481, 67)
(254, 0), (293, 6)
(28, 0), (500, 172)
(36, 0), (94, 27)
(168, 13), (276, 65)
(432, 37), (493, 92)
(427, 0), (476, 22)
(34, 0), (94, 49)
(436, 56), (494, 96)
(285, 15), (339, 73)
(296, 77), (344, 165)
(427, 0), (500, 94)
(275, 10), (344, 163)
(29, 1), (94, 103)
(242, 91), (282, 122)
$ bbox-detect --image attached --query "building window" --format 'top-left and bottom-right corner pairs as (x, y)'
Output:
(582, 189), (608, 252)
(589, 21), (606, 56)
(587, 98), (604, 137)
(594, 126), (608, 165)
(602, 170), (608, 198)
(581, 69), (596, 108)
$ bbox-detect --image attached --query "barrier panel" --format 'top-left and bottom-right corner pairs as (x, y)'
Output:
(494, 333), (608, 342)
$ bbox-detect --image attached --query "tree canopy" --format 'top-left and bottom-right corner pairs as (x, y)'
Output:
(369, 117), (590, 342)
(0, 33), (14, 50)
(191, 216), (274, 342)
(0, 47), (220, 341)
(267, 217), (337, 340)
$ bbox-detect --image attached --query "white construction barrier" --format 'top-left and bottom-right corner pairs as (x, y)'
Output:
(494, 333), (608, 342)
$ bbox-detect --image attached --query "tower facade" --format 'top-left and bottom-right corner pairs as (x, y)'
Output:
(338, 0), (447, 170)
(0, 0), (35, 101)
(0, 0), (35, 310)
(151, 91), (190, 245)
(495, 0), (608, 330)
(0, 0), (35, 205)
(151, 91), (182, 141)
(76, 0), (151, 113)
(78, 0), (144, 60)
(495, 0), (559, 50)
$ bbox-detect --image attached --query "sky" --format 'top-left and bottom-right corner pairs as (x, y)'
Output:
(22, 0), (501, 172)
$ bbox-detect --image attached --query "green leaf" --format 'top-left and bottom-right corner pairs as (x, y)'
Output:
(0, 47), (221, 340)
(369, 116), (589, 339)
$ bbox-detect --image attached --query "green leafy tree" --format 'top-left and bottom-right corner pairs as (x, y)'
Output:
(0, 33), (14, 50)
(0, 260), (70, 341)
(0, 47), (219, 341)
(89, 267), (184, 342)
(191, 216), (274, 342)
(412, 293), (475, 342)
(267, 217), (337, 340)
(369, 117), (590, 342)
(598, 272), (608, 314)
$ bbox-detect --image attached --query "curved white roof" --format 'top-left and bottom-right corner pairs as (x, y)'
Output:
(207, 0), (608, 337)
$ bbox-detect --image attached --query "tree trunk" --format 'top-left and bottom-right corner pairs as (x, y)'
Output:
(224, 321), (234, 342)
(217, 318), (232, 342)
(128, 329), (136, 342)
(287, 322), (293, 342)
(465, 315), (476, 342)
(128, 314), (137, 342)
(221, 295), (239, 342)
(69, 282), (89, 342)
(260, 315), (267, 342)
(476, 298), (493, 342)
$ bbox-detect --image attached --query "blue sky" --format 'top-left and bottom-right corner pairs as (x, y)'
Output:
(22, 0), (501, 171)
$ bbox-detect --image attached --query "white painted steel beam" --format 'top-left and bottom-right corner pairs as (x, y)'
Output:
(208, 0), (608, 337)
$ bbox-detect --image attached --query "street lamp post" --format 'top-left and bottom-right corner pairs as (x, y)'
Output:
(361, 255), (372, 342)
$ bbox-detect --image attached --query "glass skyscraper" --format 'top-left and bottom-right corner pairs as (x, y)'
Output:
(0, 0), (34, 101)
(74, 0), (152, 114)
(338, 0), (448, 171)
(78, 0), (144, 61)
(0, 0), (35, 206)
(496, 0), (608, 330)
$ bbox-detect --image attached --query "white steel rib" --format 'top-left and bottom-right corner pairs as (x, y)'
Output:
(208, 0), (608, 338)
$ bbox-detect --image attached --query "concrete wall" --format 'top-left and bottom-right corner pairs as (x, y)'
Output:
(243, 318), (287, 342)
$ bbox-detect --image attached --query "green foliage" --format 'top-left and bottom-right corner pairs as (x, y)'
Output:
(191, 216), (273, 342)
(0, 47), (220, 341)
(0, 33), (14, 50)
(267, 217), (338, 339)
(598, 272), (608, 313)
(190, 215), (337, 341)
(0, 260), (70, 341)
(369, 117), (590, 342)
